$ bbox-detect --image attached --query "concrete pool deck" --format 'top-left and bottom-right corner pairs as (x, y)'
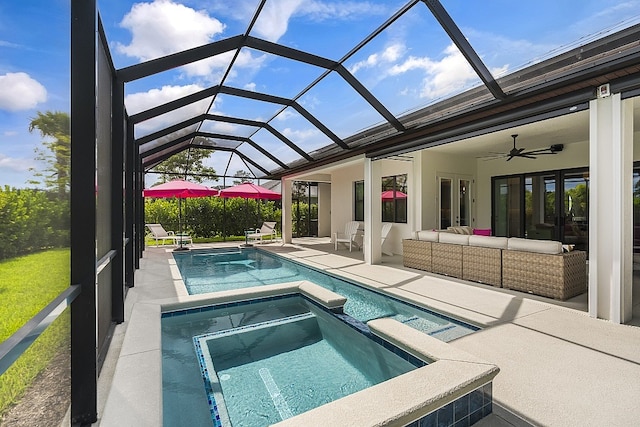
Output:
(94, 239), (640, 426)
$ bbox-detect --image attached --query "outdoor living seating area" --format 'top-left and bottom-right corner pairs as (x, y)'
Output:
(403, 229), (587, 300)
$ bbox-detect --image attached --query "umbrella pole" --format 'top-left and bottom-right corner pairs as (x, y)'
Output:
(174, 197), (189, 251)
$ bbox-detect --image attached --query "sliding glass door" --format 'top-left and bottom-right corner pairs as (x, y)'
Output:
(563, 172), (589, 251)
(492, 168), (588, 249)
(493, 176), (521, 237)
(525, 174), (557, 240)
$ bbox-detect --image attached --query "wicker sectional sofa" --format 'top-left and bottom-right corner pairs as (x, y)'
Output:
(403, 231), (587, 300)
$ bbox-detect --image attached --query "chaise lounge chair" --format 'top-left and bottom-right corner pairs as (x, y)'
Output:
(246, 222), (278, 244)
(146, 223), (192, 247)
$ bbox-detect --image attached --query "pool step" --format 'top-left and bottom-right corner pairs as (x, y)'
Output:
(396, 315), (461, 339)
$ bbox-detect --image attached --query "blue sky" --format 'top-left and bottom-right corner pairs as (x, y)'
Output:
(1, 0), (639, 188)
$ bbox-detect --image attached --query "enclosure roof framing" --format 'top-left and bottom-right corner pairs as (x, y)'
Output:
(110, 0), (640, 180)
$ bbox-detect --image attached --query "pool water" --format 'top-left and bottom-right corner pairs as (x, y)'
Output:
(194, 300), (417, 426)
(163, 297), (421, 427)
(174, 248), (477, 342)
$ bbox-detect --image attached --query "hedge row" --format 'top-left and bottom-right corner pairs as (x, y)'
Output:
(144, 197), (282, 237)
(0, 186), (314, 260)
(0, 187), (69, 260)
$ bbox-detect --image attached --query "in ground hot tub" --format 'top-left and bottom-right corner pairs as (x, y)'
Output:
(165, 296), (424, 426)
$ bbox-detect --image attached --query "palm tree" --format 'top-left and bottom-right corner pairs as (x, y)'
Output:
(28, 111), (70, 197)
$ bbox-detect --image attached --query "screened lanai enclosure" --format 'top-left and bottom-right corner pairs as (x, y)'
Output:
(1, 0), (639, 425)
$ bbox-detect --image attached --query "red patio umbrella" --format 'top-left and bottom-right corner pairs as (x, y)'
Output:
(218, 182), (281, 200)
(381, 190), (407, 200)
(143, 180), (218, 250)
(218, 183), (281, 243)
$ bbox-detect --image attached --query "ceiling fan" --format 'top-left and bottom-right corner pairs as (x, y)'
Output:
(486, 134), (564, 161)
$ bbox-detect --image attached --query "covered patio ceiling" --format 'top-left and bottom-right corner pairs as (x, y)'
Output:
(105, 0), (640, 183)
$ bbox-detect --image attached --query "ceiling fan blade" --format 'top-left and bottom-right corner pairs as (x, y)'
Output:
(520, 154), (537, 159)
(480, 155), (507, 161)
(476, 152), (506, 159)
(521, 149), (553, 155)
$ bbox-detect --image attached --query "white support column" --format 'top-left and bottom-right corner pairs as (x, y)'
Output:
(412, 152), (423, 234)
(364, 158), (382, 264)
(589, 92), (634, 323)
(281, 178), (293, 244)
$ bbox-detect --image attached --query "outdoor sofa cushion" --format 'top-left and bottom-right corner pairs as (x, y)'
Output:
(416, 230), (439, 242)
(507, 237), (563, 254)
(438, 232), (470, 245)
(468, 235), (508, 249)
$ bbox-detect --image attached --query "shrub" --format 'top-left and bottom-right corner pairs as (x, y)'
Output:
(0, 187), (69, 260)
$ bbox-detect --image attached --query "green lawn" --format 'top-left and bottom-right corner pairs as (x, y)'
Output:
(0, 249), (70, 417)
(144, 234), (248, 246)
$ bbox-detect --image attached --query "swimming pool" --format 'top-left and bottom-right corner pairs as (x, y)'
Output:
(163, 295), (424, 426)
(173, 248), (478, 342)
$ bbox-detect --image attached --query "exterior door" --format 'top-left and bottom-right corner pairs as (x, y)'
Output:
(562, 172), (589, 251)
(292, 181), (318, 237)
(525, 174), (557, 240)
(493, 176), (521, 237)
(492, 169), (589, 248)
(438, 175), (473, 229)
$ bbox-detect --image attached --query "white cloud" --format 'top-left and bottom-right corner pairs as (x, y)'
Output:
(253, 0), (303, 42)
(115, 1), (269, 79)
(0, 40), (20, 48)
(349, 43), (406, 74)
(243, 82), (257, 91)
(116, 0), (226, 74)
(299, 1), (388, 21)
(0, 153), (34, 172)
(126, 84), (214, 135)
(125, 84), (206, 114)
(0, 73), (47, 111)
(282, 127), (320, 141)
(200, 120), (238, 134)
(388, 44), (478, 99)
(275, 109), (298, 121)
(251, 1), (389, 42)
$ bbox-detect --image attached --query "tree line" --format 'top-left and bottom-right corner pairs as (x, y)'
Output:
(0, 110), (285, 259)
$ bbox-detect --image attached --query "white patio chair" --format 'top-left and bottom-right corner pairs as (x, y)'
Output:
(334, 221), (361, 251)
(381, 223), (393, 256)
(146, 223), (192, 247)
(246, 222), (278, 244)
